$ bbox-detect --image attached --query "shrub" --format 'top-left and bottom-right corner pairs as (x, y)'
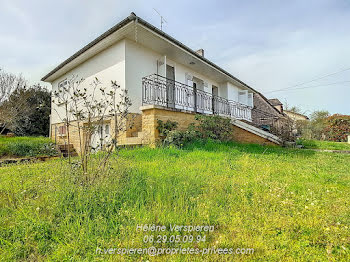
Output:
(163, 127), (198, 147)
(162, 115), (233, 147)
(0, 84), (51, 136)
(300, 110), (329, 140)
(194, 115), (233, 141)
(156, 119), (178, 139)
(323, 114), (350, 142)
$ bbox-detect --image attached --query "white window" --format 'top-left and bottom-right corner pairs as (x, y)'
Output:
(58, 125), (67, 136)
(247, 93), (254, 107)
(238, 90), (248, 105)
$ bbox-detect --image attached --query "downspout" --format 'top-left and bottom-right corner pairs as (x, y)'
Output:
(49, 114), (52, 139)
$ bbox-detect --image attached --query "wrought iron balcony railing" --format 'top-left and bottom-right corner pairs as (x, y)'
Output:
(142, 74), (253, 121)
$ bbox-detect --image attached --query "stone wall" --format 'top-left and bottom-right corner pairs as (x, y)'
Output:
(141, 105), (278, 146)
(231, 125), (277, 146)
(51, 107), (279, 151)
(141, 106), (197, 145)
(50, 115), (141, 153)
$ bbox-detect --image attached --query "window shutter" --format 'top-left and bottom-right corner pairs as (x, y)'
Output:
(247, 93), (253, 107)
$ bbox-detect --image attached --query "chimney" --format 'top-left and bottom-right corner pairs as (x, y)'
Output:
(196, 49), (204, 57)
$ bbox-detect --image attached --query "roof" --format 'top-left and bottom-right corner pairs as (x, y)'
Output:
(254, 93), (286, 116)
(284, 110), (310, 120)
(41, 12), (258, 93)
(268, 98), (283, 106)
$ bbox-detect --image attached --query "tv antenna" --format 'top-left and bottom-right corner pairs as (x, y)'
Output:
(153, 8), (167, 31)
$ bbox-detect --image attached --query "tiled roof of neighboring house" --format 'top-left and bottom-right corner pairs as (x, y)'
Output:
(255, 93), (285, 116)
(268, 98), (283, 106)
(41, 12), (258, 93)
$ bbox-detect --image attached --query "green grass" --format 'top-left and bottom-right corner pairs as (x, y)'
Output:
(297, 139), (350, 151)
(0, 136), (57, 157)
(0, 141), (349, 261)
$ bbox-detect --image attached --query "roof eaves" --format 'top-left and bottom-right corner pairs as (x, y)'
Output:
(41, 12), (258, 94)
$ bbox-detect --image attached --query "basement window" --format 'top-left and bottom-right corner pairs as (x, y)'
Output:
(58, 125), (67, 137)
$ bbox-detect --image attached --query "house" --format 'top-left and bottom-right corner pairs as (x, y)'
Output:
(268, 98), (309, 121)
(268, 98), (284, 113)
(268, 98), (309, 136)
(253, 93), (288, 134)
(42, 12), (283, 152)
(284, 110), (309, 122)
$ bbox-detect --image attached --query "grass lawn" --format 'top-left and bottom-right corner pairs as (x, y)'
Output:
(0, 141), (349, 261)
(0, 136), (57, 158)
(297, 139), (350, 151)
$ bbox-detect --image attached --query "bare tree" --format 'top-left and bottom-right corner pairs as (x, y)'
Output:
(0, 68), (28, 134)
(0, 68), (27, 104)
(53, 76), (132, 183)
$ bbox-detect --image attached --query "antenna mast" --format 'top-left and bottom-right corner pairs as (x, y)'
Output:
(153, 8), (167, 31)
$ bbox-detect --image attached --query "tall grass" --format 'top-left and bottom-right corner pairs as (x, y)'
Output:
(297, 138), (350, 151)
(0, 141), (349, 261)
(0, 136), (57, 157)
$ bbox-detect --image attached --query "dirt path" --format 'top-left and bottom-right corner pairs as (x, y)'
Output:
(305, 148), (350, 154)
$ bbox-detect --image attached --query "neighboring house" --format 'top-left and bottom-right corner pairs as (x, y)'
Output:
(267, 98), (309, 121)
(42, 12), (282, 151)
(268, 98), (284, 113)
(253, 94), (285, 125)
(253, 93), (287, 132)
(284, 110), (309, 136)
(284, 110), (309, 121)
(268, 98), (309, 136)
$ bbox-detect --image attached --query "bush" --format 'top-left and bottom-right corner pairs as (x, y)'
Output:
(156, 119), (178, 139)
(162, 115), (233, 147)
(323, 114), (350, 142)
(300, 110), (329, 140)
(194, 114), (232, 141)
(163, 127), (198, 147)
(0, 84), (51, 136)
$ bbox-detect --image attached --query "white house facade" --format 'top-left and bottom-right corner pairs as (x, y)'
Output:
(43, 13), (282, 150)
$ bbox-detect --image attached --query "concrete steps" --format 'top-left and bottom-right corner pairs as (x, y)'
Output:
(57, 144), (78, 157)
(123, 137), (142, 145)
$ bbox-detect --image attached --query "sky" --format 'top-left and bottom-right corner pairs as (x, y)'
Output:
(1, 0), (350, 115)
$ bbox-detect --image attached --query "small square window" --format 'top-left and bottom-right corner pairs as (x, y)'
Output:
(58, 125), (67, 136)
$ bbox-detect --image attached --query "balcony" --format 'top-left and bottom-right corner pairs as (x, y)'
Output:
(142, 74), (253, 122)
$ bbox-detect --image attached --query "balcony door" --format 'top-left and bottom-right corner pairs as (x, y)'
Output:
(192, 77), (204, 113)
(212, 86), (218, 114)
(166, 65), (175, 109)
